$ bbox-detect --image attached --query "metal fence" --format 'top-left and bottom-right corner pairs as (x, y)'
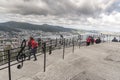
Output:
(0, 37), (84, 66)
(0, 34), (115, 80)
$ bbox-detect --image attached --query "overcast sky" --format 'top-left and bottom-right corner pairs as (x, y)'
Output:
(0, 0), (120, 32)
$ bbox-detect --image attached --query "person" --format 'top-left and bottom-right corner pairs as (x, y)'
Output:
(37, 38), (42, 47)
(95, 37), (101, 44)
(86, 36), (91, 46)
(112, 37), (118, 42)
(28, 37), (38, 61)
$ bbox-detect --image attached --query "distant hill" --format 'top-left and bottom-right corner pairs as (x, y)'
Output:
(0, 21), (75, 32)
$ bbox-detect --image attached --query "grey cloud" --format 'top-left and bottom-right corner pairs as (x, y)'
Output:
(0, 0), (107, 17)
(12, 5), (49, 16)
(13, 0), (77, 16)
(42, 0), (76, 15)
(0, 0), (120, 32)
(106, 0), (120, 13)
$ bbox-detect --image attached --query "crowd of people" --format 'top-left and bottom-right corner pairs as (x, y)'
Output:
(86, 36), (101, 46)
(20, 35), (120, 62)
(25, 36), (102, 61)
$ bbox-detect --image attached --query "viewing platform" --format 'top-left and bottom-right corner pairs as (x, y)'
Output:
(0, 42), (120, 80)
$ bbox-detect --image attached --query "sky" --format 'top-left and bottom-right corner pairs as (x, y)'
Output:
(0, 0), (120, 32)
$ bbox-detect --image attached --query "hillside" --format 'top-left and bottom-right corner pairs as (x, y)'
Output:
(0, 21), (75, 32)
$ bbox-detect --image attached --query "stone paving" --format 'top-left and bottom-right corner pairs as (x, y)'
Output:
(1, 42), (120, 80)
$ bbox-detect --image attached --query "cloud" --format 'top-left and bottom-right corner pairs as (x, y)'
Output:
(0, 0), (114, 16)
(0, 0), (120, 32)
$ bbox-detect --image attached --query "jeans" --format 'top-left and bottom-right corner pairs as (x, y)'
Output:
(28, 47), (37, 60)
(86, 42), (90, 46)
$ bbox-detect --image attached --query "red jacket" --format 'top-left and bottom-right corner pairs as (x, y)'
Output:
(86, 37), (91, 42)
(28, 39), (38, 49)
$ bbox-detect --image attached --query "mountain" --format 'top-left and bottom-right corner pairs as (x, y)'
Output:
(0, 21), (75, 32)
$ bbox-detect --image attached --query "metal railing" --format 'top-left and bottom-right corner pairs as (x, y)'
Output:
(0, 34), (115, 80)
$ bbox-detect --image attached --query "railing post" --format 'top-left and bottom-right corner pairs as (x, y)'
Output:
(102, 34), (104, 43)
(79, 35), (81, 48)
(72, 38), (74, 53)
(118, 36), (120, 42)
(109, 35), (111, 42)
(43, 42), (46, 72)
(79, 39), (81, 48)
(8, 50), (11, 80)
(63, 38), (65, 59)
(39, 41), (41, 52)
(55, 38), (57, 47)
(107, 35), (108, 42)
(65, 39), (67, 47)
(49, 40), (52, 55)
(100, 33), (102, 43)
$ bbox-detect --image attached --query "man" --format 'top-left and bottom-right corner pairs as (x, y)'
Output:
(28, 37), (38, 61)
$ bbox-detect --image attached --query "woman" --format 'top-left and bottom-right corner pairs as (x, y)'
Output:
(86, 36), (91, 46)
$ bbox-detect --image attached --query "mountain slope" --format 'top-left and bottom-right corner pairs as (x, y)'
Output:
(0, 21), (75, 32)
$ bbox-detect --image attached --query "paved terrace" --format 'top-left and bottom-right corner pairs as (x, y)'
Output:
(1, 42), (120, 80)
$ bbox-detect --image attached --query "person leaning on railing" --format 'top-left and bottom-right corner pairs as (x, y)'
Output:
(28, 37), (38, 61)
